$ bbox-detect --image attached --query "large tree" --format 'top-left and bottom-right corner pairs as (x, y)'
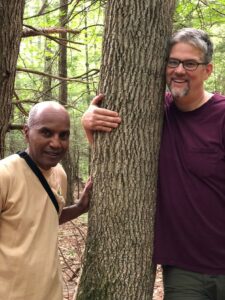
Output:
(76, 0), (176, 299)
(0, 0), (25, 158)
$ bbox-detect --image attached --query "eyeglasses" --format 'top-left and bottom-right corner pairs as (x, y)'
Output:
(167, 59), (208, 71)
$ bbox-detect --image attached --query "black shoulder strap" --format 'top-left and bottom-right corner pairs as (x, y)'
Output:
(18, 151), (59, 214)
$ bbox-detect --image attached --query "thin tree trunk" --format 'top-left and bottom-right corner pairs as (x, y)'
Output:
(58, 0), (75, 205)
(42, 0), (53, 101)
(0, 0), (25, 158)
(43, 40), (53, 100)
(77, 1), (176, 299)
(58, 0), (68, 105)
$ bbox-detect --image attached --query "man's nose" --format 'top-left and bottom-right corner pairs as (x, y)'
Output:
(49, 135), (61, 148)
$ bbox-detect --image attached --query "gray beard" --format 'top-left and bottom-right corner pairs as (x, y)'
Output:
(170, 86), (189, 99)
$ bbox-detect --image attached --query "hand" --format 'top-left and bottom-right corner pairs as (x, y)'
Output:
(81, 94), (121, 143)
(59, 177), (93, 224)
(76, 177), (93, 214)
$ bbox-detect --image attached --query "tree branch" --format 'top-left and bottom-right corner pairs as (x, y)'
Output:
(16, 67), (98, 84)
(23, 0), (74, 20)
(22, 26), (81, 37)
(199, 0), (225, 16)
(8, 124), (24, 131)
(22, 24), (82, 51)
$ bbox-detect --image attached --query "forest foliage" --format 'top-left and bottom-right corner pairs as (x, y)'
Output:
(5, 0), (225, 186)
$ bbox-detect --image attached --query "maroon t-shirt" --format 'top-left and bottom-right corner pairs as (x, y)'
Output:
(153, 93), (225, 274)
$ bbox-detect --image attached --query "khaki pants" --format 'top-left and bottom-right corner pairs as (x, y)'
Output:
(163, 266), (225, 300)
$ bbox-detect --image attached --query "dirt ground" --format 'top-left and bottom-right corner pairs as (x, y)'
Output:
(59, 220), (163, 300)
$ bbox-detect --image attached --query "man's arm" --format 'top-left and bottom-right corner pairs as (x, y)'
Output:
(81, 94), (121, 143)
(59, 177), (93, 225)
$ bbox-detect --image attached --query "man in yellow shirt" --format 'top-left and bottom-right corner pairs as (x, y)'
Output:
(0, 101), (92, 300)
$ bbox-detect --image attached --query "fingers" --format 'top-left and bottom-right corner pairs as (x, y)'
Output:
(87, 176), (93, 183)
(90, 124), (118, 132)
(91, 94), (104, 105)
(82, 94), (121, 135)
(90, 94), (119, 118)
(82, 110), (121, 131)
(84, 109), (121, 132)
(84, 177), (93, 191)
(92, 107), (119, 118)
(88, 104), (119, 118)
(89, 112), (121, 127)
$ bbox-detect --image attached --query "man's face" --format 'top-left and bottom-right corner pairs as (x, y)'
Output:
(166, 42), (212, 99)
(24, 107), (70, 170)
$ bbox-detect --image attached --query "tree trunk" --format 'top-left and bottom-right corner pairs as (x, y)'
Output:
(77, 1), (176, 299)
(58, 0), (75, 205)
(58, 0), (68, 106)
(42, 0), (53, 101)
(43, 38), (53, 101)
(0, 0), (25, 158)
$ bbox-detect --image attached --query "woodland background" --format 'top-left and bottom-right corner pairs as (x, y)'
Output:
(4, 0), (225, 198)
(1, 0), (225, 299)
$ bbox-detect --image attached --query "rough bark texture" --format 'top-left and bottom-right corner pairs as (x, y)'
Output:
(0, 0), (25, 158)
(77, 1), (176, 299)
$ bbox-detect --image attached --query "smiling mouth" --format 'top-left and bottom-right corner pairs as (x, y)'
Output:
(172, 78), (187, 84)
(44, 151), (62, 157)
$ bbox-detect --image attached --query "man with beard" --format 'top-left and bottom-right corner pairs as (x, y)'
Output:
(80, 28), (225, 299)
(0, 101), (92, 300)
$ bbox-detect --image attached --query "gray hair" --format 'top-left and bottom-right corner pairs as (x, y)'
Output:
(27, 101), (66, 127)
(169, 28), (213, 63)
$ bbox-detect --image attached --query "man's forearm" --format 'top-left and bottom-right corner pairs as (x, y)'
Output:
(59, 204), (84, 225)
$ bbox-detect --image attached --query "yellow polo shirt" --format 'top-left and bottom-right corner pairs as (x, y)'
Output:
(0, 154), (67, 300)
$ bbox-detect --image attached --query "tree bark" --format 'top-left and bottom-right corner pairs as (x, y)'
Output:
(58, 0), (76, 205)
(0, 0), (25, 158)
(43, 0), (53, 102)
(77, 1), (176, 299)
(43, 39), (53, 101)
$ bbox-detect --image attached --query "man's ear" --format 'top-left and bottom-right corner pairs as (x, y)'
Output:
(23, 124), (29, 142)
(205, 63), (213, 80)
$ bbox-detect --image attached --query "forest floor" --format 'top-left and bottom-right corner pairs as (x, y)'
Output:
(59, 219), (164, 300)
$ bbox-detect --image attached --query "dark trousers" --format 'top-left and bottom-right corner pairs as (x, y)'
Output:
(163, 266), (225, 300)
